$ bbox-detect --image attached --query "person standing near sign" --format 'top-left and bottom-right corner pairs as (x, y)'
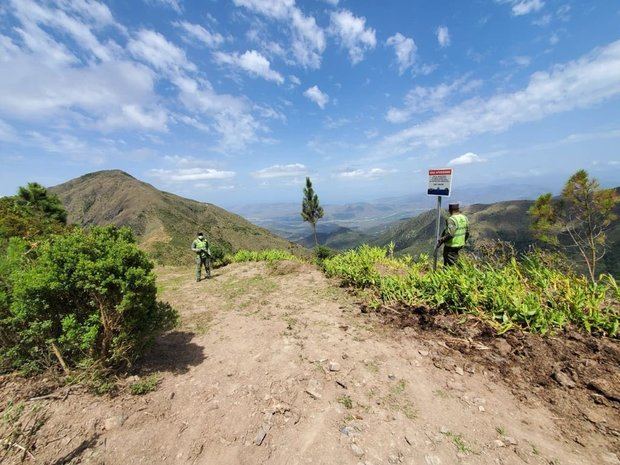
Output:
(437, 203), (469, 266)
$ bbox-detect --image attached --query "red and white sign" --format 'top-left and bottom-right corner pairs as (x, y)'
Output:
(427, 168), (452, 196)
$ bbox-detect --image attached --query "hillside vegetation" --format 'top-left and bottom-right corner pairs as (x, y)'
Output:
(322, 245), (619, 337)
(50, 170), (299, 264)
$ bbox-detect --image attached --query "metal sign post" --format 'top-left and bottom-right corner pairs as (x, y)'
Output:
(427, 168), (453, 271)
(433, 196), (442, 271)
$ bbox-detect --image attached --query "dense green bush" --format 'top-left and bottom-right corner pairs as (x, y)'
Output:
(324, 245), (619, 337)
(0, 226), (178, 374)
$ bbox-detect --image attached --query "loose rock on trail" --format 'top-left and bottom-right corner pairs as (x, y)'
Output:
(1, 261), (618, 464)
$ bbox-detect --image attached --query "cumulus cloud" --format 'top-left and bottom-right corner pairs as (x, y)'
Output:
(149, 167), (236, 182)
(382, 39), (620, 151)
(304, 85), (329, 109)
(252, 163), (308, 178)
(436, 26), (450, 48)
(336, 167), (395, 179)
(215, 50), (284, 84)
(329, 9), (376, 64)
(174, 21), (224, 48)
(233, 0), (325, 69)
(448, 152), (486, 166)
(386, 33), (417, 74)
(0, 0), (277, 153)
(289, 75), (301, 86)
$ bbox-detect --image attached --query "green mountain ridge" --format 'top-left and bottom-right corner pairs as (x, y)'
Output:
(49, 170), (299, 264)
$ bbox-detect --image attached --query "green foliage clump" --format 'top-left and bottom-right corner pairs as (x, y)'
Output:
(530, 170), (618, 282)
(231, 249), (297, 263)
(0, 226), (178, 374)
(314, 245), (337, 262)
(323, 245), (619, 337)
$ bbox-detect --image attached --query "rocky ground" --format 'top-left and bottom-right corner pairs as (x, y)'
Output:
(1, 260), (618, 464)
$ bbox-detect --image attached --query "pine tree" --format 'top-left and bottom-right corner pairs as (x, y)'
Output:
(301, 177), (324, 246)
(15, 182), (67, 224)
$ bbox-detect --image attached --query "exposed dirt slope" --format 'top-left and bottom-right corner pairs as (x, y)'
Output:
(49, 170), (299, 264)
(1, 262), (618, 464)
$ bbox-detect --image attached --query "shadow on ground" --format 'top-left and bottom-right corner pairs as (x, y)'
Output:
(138, 331), (205, 375)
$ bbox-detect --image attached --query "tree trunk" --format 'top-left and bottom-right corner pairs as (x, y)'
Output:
(312, 223), (318, 246)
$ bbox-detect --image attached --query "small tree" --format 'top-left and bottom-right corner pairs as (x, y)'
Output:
(529, 170), (618, 282)
(15, 182), (67, 224)
(301, 177), (324, 246)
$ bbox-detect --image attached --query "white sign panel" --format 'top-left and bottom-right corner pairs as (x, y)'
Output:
(427, 168), (452, 196)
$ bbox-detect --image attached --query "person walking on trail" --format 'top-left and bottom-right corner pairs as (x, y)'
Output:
(192, 232), (211, 282)
(437, 203), (470, 266)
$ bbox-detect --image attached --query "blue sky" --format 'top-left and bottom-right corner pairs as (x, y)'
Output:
(0, 0), (619, 207)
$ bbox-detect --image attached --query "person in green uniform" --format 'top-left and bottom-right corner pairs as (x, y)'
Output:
(438, 203), (470, 266)
(191, 232), (211, 282)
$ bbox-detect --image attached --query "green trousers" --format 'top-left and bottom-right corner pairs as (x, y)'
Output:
(443, 246), (462, 266)
(195, 254), (211, 280)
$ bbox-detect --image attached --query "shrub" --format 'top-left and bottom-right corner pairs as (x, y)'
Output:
(209, 243), (231, 268)
(323, 245), (619, 337)
(0, 226), (178, 374)
(314, 245), (337, 262)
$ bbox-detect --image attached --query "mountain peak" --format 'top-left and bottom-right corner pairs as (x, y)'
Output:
(49, 171), (298, 264)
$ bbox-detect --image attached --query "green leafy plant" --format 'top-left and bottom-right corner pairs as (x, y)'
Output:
(129, 374), (160, 395)
(0, 226), (178, 374)
(323, 245), (619, 337)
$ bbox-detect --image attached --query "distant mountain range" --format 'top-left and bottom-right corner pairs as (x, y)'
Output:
(50, 170), (298, 264)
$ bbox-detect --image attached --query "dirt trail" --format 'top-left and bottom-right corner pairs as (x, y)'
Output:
(2, 261), (618, 464)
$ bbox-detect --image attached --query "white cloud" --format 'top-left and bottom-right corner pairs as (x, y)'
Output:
(329, 9), (376, 64)
(386, 33), (417, 74)
(386, 77), (481, 124)
(436, 26), (450, 48)
(174, 21), (224, 48)
(128, 29), (195, 75)
(336, 167), (395, 179)
(252, 163), (308, 178)
(448, 152), (486, 166)
(11, 0), (120, 62)
(511, 0), (544, 16)
(233, 0), (326, 69)
(304, 85), (329, 109)
(146, 0), (182, 13)
(322, 0), (339, 5)
(289, 75), (301, 86)
(214, 50), (284, 84)
(149, 168), (235, 182)
(382, 39), (620, 151)
(0, 46), (167, 131)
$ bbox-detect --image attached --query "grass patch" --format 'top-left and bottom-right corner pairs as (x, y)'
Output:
(338, 395), (353, 409)
(442, 430), (474, 454)
(130, 374), (160, 395)
(231, 249), (298, 263)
